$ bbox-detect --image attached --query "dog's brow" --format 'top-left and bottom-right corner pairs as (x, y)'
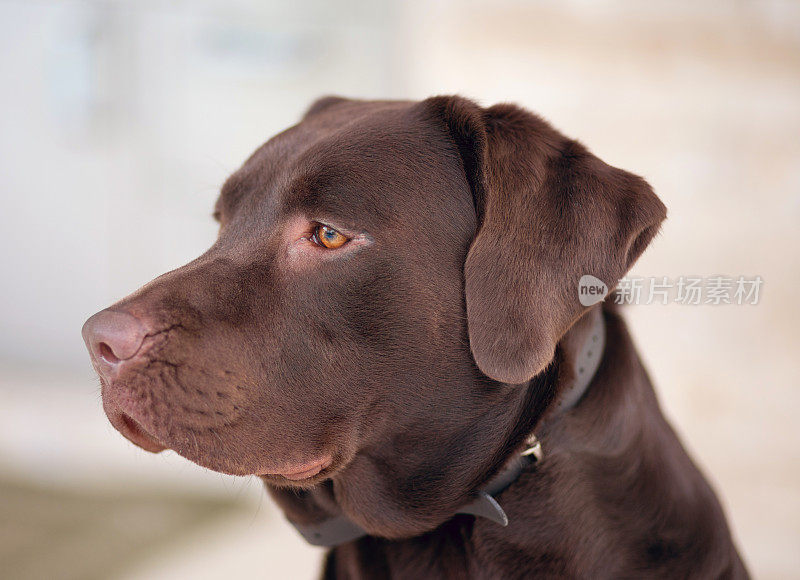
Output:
(290, 188), (376, 230)
(217, 174), (250, 216)
(219, 176), (242, 203)
(288, 167), (388, 223)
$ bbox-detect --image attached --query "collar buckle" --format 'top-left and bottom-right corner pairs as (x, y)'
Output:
(520, 434), (543, 460)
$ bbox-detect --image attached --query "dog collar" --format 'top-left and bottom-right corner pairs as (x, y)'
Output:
(289, 313), (606, 547)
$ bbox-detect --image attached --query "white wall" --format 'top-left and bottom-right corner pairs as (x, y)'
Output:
(0, 0), (399, 368)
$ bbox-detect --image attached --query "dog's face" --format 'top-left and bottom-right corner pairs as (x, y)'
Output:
(84, 99), (480, 481)
(84, 96), (665, 530)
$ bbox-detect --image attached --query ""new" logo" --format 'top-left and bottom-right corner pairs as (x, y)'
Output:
(578, 275), (609, 306)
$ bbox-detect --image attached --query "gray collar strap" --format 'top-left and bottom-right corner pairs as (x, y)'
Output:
(289, 313), (606, 547)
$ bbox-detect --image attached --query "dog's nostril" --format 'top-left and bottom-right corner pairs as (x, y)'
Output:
(82, 309), (148, 366)
(98, 342), (120, 364)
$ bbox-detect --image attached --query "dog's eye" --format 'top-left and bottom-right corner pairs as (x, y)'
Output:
(312, 224), (349, 249)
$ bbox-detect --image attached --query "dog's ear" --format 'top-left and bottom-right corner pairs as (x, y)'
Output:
(420, 96), (666, 384)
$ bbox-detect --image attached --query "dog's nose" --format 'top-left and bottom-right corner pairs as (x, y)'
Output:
(82, 310), (148, 373)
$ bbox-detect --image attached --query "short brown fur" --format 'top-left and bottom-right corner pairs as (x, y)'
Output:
(84, 96), (747, 579)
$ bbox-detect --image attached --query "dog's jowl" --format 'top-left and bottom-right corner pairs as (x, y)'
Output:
(83, 96), (748, 579)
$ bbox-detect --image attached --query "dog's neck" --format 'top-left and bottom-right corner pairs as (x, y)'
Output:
(272, 306), (607, 547)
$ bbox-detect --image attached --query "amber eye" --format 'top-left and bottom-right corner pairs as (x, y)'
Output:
(312, 224), (349, 249)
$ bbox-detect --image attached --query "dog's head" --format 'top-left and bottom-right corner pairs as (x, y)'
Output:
(83, 95), (664, 532)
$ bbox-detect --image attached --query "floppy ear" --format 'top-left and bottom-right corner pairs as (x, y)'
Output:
(421, 96), (667, 384)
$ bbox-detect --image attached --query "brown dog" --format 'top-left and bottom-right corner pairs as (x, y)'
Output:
(82, 96), (748, 578)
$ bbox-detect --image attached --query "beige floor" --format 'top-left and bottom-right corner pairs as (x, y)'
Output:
(0, 477), (323, 580)
(120, 508), (323, 580)
(0, 477), (248, 580)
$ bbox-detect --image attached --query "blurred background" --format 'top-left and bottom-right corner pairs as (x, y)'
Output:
(1, 0), (798, 578)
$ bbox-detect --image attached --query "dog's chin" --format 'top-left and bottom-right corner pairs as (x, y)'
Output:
(124, 422), (340, 480)
(101, 371), (350, 482)
(105, 401), (342, 481)
(172, 443), (340, 481)
(257, 456), (340, 488)
(112, 419), (341, 482)
(164, 448), (343, 486)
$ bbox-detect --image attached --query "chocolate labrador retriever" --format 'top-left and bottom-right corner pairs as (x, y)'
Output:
(82, 96), (748, 578)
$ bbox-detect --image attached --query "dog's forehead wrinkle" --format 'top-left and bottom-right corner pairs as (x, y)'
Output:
(222, 104), (468, 237)
(281, 142), (459, 230)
